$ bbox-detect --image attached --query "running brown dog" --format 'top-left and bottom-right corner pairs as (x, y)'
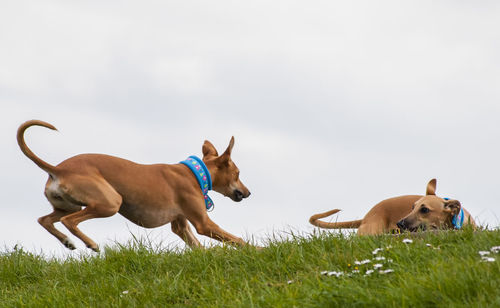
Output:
(17, 120), (251, 251)
(309, 179), (475, 235)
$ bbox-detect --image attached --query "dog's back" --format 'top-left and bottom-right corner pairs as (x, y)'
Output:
(357, 195), (421, 234)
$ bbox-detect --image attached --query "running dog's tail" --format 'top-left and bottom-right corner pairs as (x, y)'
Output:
(309, 209), (362, 229)
(17, 120), (58, 175)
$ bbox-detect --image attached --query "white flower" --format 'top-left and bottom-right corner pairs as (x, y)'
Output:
(402, 238), (413, 244)
(372, 248), (383, 255)
(365, 269), (374, 276)
(287, 280), (294, 284)
(122, 290), (129, 295)
(373, 263), (383, 269)
(351, 270), (360, 274)
(481, 257), (496, 262)
(355, 259), (371, 265)
(327, 271), (344, 277)
(385, 245), (393, 249)
(491, 246), (500, 253)
(479, 251), (491, 256)
(374, 256), (386, 261)
(387, 259), (394, 263)
(320, 271), (328, 275)
(426, 243), (432, 247)
(379, 269), (394, 274)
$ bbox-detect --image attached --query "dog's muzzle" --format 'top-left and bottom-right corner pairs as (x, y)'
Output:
(397, 219), (422, 232)
(396, 220), (407, 230)
(233, 189), (250, 202)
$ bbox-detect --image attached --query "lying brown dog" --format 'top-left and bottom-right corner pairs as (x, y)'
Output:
(17, 120), (251, 251)
(309, 179), (475, 235)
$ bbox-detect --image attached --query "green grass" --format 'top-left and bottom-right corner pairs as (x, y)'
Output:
(1, 228), (499, 307)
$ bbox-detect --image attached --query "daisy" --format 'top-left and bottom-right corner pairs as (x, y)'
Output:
(327, 271), (344, 277)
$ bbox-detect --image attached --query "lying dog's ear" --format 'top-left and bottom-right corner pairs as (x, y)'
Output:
(426, 178), (437, 195)
(202, 140), (219, 159)
(444, 199), (461, 216)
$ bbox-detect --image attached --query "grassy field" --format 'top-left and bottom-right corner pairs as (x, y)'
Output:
(1, 228), (499, 307)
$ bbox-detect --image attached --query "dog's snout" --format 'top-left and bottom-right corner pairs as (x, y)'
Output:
(234, 189), (244, 201)
(397, 220), (406, 230)
(231, 188), (250, 202)
(246, 191), (251, 198)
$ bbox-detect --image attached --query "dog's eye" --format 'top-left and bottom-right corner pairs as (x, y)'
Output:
(420, 207), (430, 214)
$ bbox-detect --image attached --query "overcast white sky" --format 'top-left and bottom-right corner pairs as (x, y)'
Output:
(1, 1), (499, 257)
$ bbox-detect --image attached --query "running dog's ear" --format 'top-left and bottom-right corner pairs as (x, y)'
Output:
(223, 136), (235, 157)
(217, 136), (235, 165)
(426, 178), (437, 195)
(444, 199), (461, 216)
(202, 140), (219, 159)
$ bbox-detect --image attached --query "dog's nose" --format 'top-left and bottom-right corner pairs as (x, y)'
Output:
(234, 190), (244, 200)
(397, 220), (406, 230)
(245, 191), (251, 198)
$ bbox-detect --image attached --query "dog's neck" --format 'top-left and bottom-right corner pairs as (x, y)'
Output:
(203, 160), (231, 196)
(180, 156), (214, 211)
(204, 160), (220, 188)
(452, 208), (464, 229)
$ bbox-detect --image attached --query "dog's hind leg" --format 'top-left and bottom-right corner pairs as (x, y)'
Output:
(38, 209), (78, 250)
(357, 221), (387, 235)
(60, 205), (120, 252)
(59, 177), (122, 252)
(171, 217), (201, 248)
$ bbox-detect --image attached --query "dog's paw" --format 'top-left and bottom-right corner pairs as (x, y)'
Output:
(62, 238), (76, 250)
(88, 244), (100, 253)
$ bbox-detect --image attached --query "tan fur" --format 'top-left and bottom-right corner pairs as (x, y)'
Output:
(309, 209), (361, 229)
(310, 179), (475, 235)
(18, 120), (251, 251)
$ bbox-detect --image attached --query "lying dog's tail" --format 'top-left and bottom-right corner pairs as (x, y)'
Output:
(309, 209), (362, 229)
(17, 120), (58, 175)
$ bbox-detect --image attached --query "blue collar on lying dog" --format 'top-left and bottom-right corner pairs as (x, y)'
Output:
(452, 208), (464, 229)
(180, 156), (214, 211)
(444, 197), (464, 229)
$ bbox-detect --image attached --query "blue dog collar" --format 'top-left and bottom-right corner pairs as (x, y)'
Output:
(452, 208), (464, 229)
(180, 156), (214, 211)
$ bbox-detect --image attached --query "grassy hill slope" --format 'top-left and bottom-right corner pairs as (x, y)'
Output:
(1, 228), (499, 307)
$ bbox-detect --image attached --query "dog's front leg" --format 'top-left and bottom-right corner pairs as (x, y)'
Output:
(171, 217), (201, 248)
(182, 197), (247, 247)
(197, 218), (247, 246)
(195, 217), (247, 246)
(187, 214), (246, 246)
